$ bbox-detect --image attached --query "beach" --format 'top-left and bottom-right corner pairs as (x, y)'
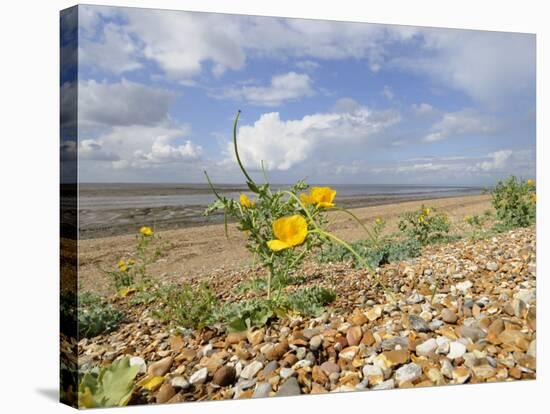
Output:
(78, 193), (491, 295)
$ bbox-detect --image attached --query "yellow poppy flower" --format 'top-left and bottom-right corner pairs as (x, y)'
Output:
(375, 218), (382, 225)
(117, 260), (128, 272)
(267, 215), (308, 251)
(240, 194), (255, 208)
(422, 207), (431, 216)
(527, 179), (535, 186)
(418, 215), (427, 224)
(140, 226), (153, 237)
(300, 187), (336, 208)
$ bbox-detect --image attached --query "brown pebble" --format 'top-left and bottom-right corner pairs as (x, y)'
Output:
(156, 383), (176, 404)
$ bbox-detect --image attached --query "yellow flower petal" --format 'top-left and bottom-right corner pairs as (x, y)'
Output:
(272, 215), (308, 247)
(137, 375), (164, 391)
(527, 179), (535, 186)
(267, 239), (291, 251)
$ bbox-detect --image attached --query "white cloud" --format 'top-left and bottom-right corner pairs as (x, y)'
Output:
(134, 136), (202, 163)
(79, 124), (202, 172)
(79, 23), (142, 75)
(472, 150), (513, 172)
(80, 6), (534, 106)
(124, 10), (246, 80)
(228, 106), (400, 171)
(391, 29), (535, 105)
(217, 72), (314, 106)
(78, 79), (177, 127)
(79, 6), (417, 81)
(424, 109), (497, 142)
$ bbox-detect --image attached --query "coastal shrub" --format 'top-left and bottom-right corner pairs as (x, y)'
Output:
(105, 226), (165, 293)
(154, 282), (219, 329)
(317, 237), (421, 268)
(398, 205), (450, 245)
(78, 293), (124, 339)
(491, 176), (536, 228)
(78, 357), (139, 408)
(203, 110), (390, 324)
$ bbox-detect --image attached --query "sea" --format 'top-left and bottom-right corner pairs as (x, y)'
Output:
(77, 183), (483, 238)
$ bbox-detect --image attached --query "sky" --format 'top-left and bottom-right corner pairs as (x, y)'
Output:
(63, 5), (536, 186)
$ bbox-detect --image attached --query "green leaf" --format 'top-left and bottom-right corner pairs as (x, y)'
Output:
(78, 357), (139, 408)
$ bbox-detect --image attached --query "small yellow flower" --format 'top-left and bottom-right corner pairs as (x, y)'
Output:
(422, 207), (431, 216)
(375, 218), (382, 225)
(300, 187), (336, 208)
(140, 226), (153, 237)
(240, 194), (255, 208)
(117, 260), (128, 272)
(464, 215), (472, 223)
(418, 214), (427, 224)
(527, 179), (535, 186)
(267, 215), (308, 251)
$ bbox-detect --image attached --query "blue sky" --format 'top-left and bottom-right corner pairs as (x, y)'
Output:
(69, 5), (536, 185)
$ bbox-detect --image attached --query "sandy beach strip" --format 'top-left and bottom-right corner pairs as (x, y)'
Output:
(77, 194), (491, 295)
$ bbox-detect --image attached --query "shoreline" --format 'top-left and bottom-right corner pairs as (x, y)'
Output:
(78, 190), (482, 240)
(77, 193), (491, 295)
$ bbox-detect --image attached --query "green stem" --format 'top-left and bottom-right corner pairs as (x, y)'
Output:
(232, 110), (256, 187)
(282, 191), (315, 223)
(204, 170), (222, 201)
(310, 229), (393, 300)
(333, 207), (376, 243)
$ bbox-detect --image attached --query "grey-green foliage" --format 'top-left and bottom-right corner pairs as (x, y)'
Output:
(78, 292), (124, 339)
(286, 286), (336, 316)
(220, 286), (336, 332)
(317, 237), (422, 268)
